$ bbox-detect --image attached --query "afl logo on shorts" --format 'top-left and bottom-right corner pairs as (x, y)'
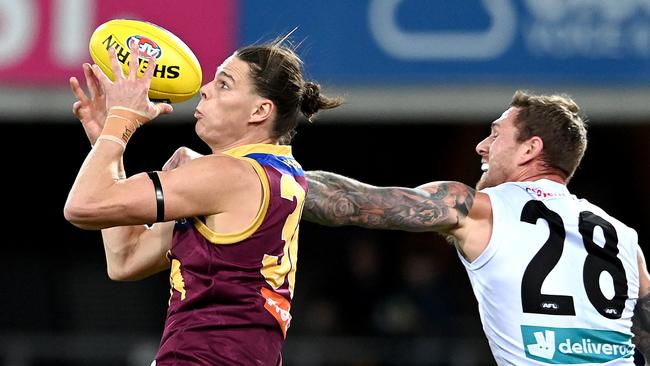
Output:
(126, 35), (162, 59)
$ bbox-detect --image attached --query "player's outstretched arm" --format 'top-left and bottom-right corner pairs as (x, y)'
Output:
(633, 246), (650, 365)
(304, 170), (476, 233)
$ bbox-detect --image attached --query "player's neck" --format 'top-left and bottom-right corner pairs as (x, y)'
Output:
(515, 170), (566, 185)
(210, 136), (277, 154)
(513, 159), (567, 185)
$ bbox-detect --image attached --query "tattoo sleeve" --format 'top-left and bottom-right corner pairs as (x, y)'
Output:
(303, 170), (476, 232)
(634, 293), (650, 363)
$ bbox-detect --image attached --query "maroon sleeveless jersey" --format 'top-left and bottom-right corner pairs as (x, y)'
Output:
(155, 144), (307, 365)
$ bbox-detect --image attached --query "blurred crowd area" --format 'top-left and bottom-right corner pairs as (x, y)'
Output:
(2, 120), (650, 365)
(285, 225), (494, 365)
(293, 226), (480, 339)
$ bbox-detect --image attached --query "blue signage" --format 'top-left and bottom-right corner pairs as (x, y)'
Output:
(240, 1), (650, 86)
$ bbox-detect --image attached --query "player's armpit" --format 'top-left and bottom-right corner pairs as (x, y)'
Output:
(303, 170), (476, 232)
(634, 293), (650, 331)
(633, 246), (650, 363)
(633, 293), (650, 364)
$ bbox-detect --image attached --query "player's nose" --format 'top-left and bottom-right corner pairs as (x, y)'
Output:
(475, 136), (490, 156)
(199, 82), (211, 99)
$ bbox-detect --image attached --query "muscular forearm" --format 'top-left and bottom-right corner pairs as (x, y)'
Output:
(303, 170), (473, 232)
(64, 140), (126, 229)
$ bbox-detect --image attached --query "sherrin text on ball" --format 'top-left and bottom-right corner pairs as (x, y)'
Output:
(89, 19), (202, 103)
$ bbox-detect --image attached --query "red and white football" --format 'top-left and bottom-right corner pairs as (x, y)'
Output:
(89, 19), (202, 103)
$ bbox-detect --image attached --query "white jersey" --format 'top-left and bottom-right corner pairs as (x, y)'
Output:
(458, 179), (640, 365)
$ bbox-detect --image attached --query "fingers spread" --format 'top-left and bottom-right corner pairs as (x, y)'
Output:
(91, 64), (112, 87)
(142, 55), (157, 85)
(108, 47), (124, 80)
(72, 100), (82, 117)
(128, 42), (140, 80)
(69, 76), (89, 103)
(83, 63), (102, 98)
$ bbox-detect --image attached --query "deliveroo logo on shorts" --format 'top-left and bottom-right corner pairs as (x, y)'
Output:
(521, 325), (634, 364)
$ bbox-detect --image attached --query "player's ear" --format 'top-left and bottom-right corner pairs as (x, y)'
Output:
(519, 136), (543, 165)
(250, 99), (274, 124)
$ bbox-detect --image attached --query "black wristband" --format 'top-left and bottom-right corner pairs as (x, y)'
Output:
(146, 171), (165, 222)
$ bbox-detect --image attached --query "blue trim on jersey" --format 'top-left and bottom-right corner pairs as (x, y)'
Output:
(245, 153), (304, 176)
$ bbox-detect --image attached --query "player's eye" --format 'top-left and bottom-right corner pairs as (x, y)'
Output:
(219, 81), (230, 90)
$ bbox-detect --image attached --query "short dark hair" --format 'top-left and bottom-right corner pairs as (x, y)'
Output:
(510, 90), (588, 181)
(236, 35), (343, 144)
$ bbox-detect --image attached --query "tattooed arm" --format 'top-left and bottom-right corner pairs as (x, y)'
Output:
(633, 246), (650, 365)
(303, 170), (476, 233)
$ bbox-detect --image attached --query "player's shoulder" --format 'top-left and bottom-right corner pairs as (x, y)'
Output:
(187, 153), (250, 169)
(482, 179), (571, 198)
(416, 181), (479, 206)
(479, 181), (529, 196)
(575, 197), (634, 230)
(174, 153), (260, 185)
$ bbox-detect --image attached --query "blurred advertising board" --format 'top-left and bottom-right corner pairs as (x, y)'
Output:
(0, 0), (648, 120)
(241, 0), (650, 86)
(0, 0), (236, 85)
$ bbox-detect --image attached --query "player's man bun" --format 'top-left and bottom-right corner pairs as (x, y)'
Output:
(300, 81), (342, 121)
(300, 82), (321, 120)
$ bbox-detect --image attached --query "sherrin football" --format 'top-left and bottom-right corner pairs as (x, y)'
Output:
(89, 19), (202, 103)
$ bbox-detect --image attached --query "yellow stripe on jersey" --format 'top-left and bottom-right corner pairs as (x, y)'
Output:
(222, 143), (292, 158)
(193, 156), (271, 244)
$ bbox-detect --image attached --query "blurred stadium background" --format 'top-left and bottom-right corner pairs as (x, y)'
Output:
(2, 1), (650, 365)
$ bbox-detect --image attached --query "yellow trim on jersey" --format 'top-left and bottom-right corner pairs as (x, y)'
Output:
(193, 156), (271, 244)
(222, 143), (292, 158)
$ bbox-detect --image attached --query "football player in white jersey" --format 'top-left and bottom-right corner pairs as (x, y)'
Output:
(303, 90), (650, 365)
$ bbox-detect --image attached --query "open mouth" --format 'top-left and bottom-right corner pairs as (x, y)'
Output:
(481, 163), (489, 172)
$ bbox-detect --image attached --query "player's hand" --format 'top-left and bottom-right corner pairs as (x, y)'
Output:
(90, 42), (173, 124)
(69, 63), (106, 145)
(162, 147), (204, 171)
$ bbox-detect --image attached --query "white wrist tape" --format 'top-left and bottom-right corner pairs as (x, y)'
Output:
(109, 106), (160, 120)
(95, 135), (127, 150)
